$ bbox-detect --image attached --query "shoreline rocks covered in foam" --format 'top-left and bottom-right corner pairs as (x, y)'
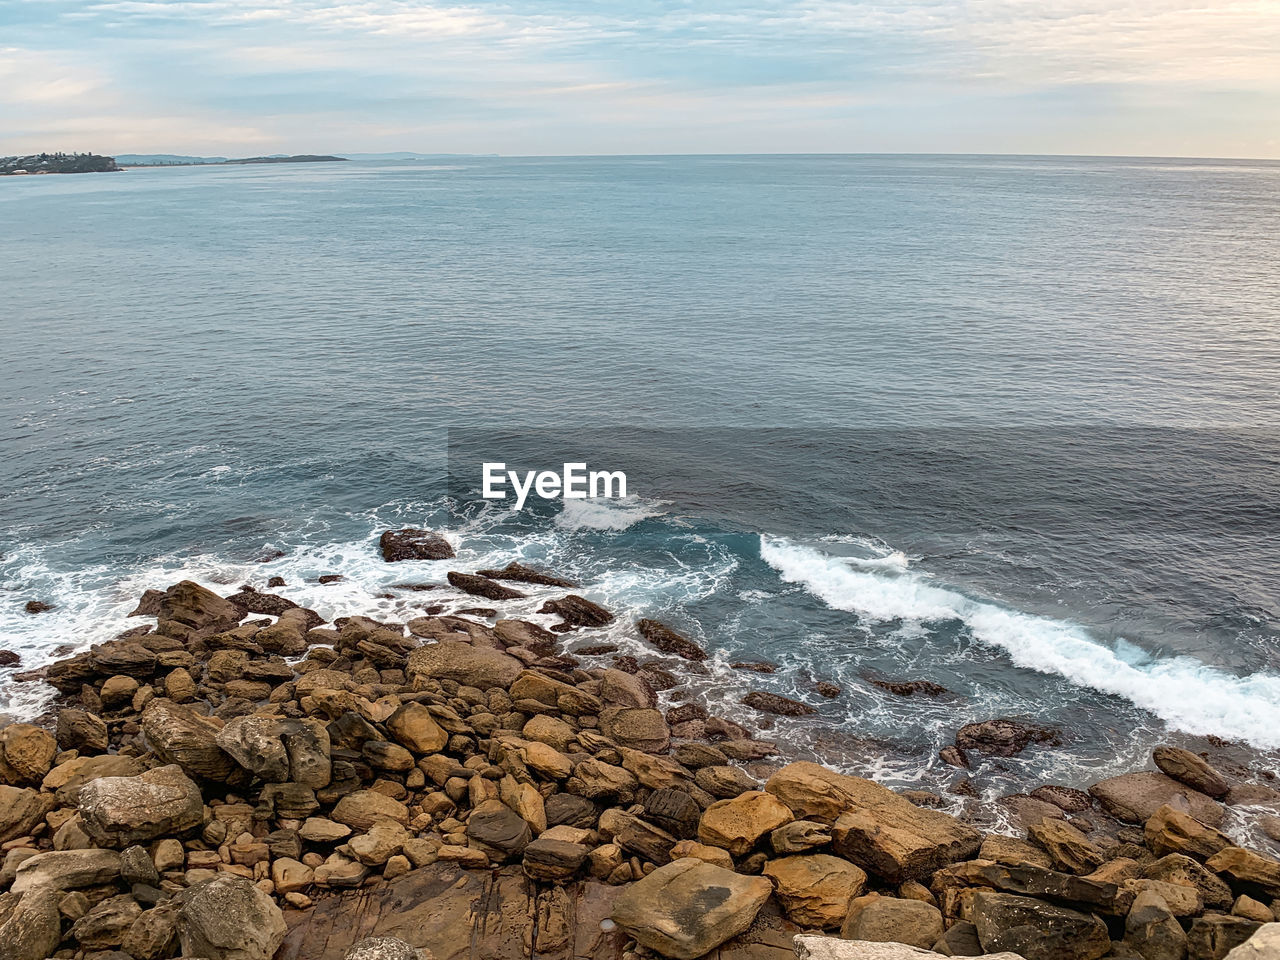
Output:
(2, 529), (1280, 960)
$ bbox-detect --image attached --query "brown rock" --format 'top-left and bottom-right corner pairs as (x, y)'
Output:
(477, 561), (576, 588)
(635, 618), (706, 661)
(599, 707), (670, 753)
(406, 640), (523, 690)
(971, 891), (1110, 960)
(1146, 804), (1231, 860)
(1186, 916), (1262, 960)
(1153, 747), (1230, 799)
(157, 579), (243, 639)
(842, 894), (945, 950)
(77, 763), (205, 847)
(698, 791), (795, 857)
(141, 699), (242, 781)
(741, 690), (817, 716)
(1089, 772), (1225, 826)
(1028, 818), (1106, 874)
(0, 723), (57, 784)
(379, 529), (455, 562)
(540, 595), (614, 629)
(763, 854), (867, 929)
(1124, 888), (1187, 960)
(1206, 847), (1280, 897)
(447, 571), (525, 601)
(956, 718), (1061, 757)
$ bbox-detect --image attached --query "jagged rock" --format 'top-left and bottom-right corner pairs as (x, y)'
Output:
(78, 764), (204, 847)
(643, 788), (702, 839)
(956, 718), (1060, 757)
(478, 561), (576, 587)
(343, 936), (434, 960)
(0, 886), (61, 960)
(121, 844), (160, 886)
(766, 762), (981, 881)
(871, 679), (948, 697)
(141, 699), (242, 781)
(493, 619), (558, 653)
(1224, 925), (1280, 960)
(386, 702), (449, 754)
(540, 595), (614, 629)
(1146, 804), (1231, 859)
(1153, 746), (1230, 799)
(1089, 772), (1224, 826)
(742, 690), (818, 717)
(1028, 817), (1105, 874)
(71, 893), (142, 948)
(447, 571), (525, 600)
(406, 640), (523, 690)
(0, 723), (57, 784)
(1188, 917), (1263, 960)
(122, 902), (180, 960)
(698, 790), (795, 856)
(842, 895), (945, 950)
(971, 891), (1110, 960)
(610, 857), (772, 960)
(635, 619), (706, 661)
(1030, 785), (1095, 813)
(1125, 888), (1188, 960)
(157, 579), (243, 639)
(1146, 853), (1233, 911)
(379, 529), (454, 562)
(771, 819), (833, 854)
(11, 848), (122, 893)
(1206, 847), (1280, 897)
(763, 853), (867, 928)
(178, 874), (287, 960)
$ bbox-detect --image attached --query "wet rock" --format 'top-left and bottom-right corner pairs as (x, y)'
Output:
(636, 618), (706, 661)
(446, 571), (525, 601)
(1153, 746), (1230, 799)
(732, 660), (777, 673)
(0, 649), (19, 667)
(933, 859), (1116, 909)
(742, 690), (817, 716)
(971, 891), (1111, 960)
(157, 579), (243, 639)
(871, 678), (948, 697)
(540, 595), (614, 629)
(816, 681), (841, 698)
(23, 600), (53, 614)
(177, 874), (287, 960)
(698, 790), (795, 856)
(407, 640), (523, 689)
(842, 894), (945, 950)
(78, 764), (204, 847)
(225, 586), (300, 618)
(763, 853), (867, 929)
(610, 857), (773, 960)
(940, 746), (970, 769)
(477, 561), (576, 587)
(1090, 772), (1225, 826)
(767, 762), (982, 882)
(141, 699), (242, 781)
(1030, 785), (1096, 813)
(956, 718), (1061, 757)
(379, 529), (455, 562)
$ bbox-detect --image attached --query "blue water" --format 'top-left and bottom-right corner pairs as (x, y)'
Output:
(3, 155), (1280, 804)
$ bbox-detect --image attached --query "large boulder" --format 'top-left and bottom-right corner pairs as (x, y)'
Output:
(177, 874), (287, 960)
(841, 895), (945, 950)
(43, 753), (145, 804)
(698, 790), (794, 856)
(1088, 772), (1224, 826)
(1152, 746), (1230, 799)
(956, 718), (1060, 757)
(766, 762), (981, 881)
(1206, 847), (1280, 897)
(406, 640), (522, 690)
(763, 854), (867, 929)
(795, 938), (1022, 960)
(331, 790), (410, 831)
(0, 785), (56, 842)
(610, 857), (773, 960)
(1145, 804), (1231, 860)
(157, 579), (242, 639)
(465, 799), (532, 862)
(11, 848), (122, 893)
(0, 723), (57, 784)
(385, 702), (449, 754)
(77, 763), (204, 847)
(215, 715), (331, 787)
(0, 886), (61, 960)
(971, 891), (1110, 960)
(344, 936), (434, 960)
(142, 700), (241, 781)
(379, 529), (454, 562)
(636, 619), (707, 661)
(1125, 888), (1187, 960)
(1226, 925), (1280, 960)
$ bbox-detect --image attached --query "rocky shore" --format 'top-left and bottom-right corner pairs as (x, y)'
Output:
(2, 528), (1280, 960)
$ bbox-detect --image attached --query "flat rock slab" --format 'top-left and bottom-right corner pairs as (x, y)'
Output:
(795, 937), (1027, 960)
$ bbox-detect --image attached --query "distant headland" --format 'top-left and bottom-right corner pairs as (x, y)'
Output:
(1, 152), (348, 175)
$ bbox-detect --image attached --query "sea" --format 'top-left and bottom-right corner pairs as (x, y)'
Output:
(3, 154), (1279, 824)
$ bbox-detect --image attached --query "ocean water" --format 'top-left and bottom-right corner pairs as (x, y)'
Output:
(3, 155), (1279, 811)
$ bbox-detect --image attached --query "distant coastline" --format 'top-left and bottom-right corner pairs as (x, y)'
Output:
(1, 152), (349, 175)
(117, 154), (349, 168)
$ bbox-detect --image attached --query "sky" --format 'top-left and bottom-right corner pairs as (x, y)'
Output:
(1, 0), (1278, 158)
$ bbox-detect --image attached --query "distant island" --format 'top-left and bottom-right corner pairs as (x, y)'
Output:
(117, 154), (348, 167)
(1, 153), (119, 176)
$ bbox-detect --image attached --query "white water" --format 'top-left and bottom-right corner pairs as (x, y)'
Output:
(761, 535), (1280, 750)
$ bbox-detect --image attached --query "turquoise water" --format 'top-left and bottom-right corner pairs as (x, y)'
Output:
(3, 155), (1279, 799)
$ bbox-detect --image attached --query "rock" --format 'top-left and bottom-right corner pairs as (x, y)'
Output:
(1225, 925), (1280, 960)
(643, 788), (703, 839)
(698, 790), (795, 856)
(1028, 817), (1105, 874)
(635, 619), (707, 661)
(386, 702), (449, 754)
(771, 819), (833, 854)
(78, 764), (204, 847)
(540, 595), (614, 629)
(0, 649), (19, 667)
(870, 679), (948, 697)
(178, 874), (287, 960)
(842, 895), (945, 950)
(522, 837), (591, 883)
(331, 791), (410, 831)
(465, 799), (532, 861)
(477, 561), (576, 588)
(763, 853), (867, 928)
(43, 753), (145, 803)
(56, 711), (108, 757)
(1153, 746), (1230, 799)
(343, 936), (433, 960)
(980, 835), (1055, 869)
(599, 707), (670, 753)
(795, 938), (1021, 960)
(955, 718), (1060, 757)
(0, 723), (57, 784)
(545, 794), (598, 828)
(1146, 804), (1231, 859)
(11, 848), (122, 893)
(971, 891), (1110, 960)
(600, 668), (657, 708)
(215, 714), (292, 781)
(935, 921), (984, 957)
(101, 673), (141, 708)
(933, 859), (1116, 909)
(742, 691), (818, 717)
(142, 699), (242, 781)
(24, 599), (53, 613)
(766, 762), (982, 881)
(1146, 853), (1233, 911)
(380, 529), (454, 562)
(70, 893), (142, 948)
(696, 764), (760, 798)
(0, 886), (61, 960)
(1188, 917), (1263, 960)
(1231, 897), (1274, 924)
(349, 820), (411, 866)
(447, 571), (525, 600)
(407, 640), (523, 690)
(493, 619), (558, 653)
(1030, 785), (1095, 813)
(610, 857), (773, 960)
(1207, 847), (1280, 897)
(1089, 772), (1224, 826)
(158, 579), (243, 638)
(122, 903), (180, 960)
(121, 844), (160, 886)
(1125, 888), (1188, 960)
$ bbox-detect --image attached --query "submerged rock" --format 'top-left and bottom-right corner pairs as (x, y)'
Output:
(742, 690), (818, 716)
(636, 618), (706, 661)
(955, 718), (1061, 757)
(476, 560), (576, 587)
